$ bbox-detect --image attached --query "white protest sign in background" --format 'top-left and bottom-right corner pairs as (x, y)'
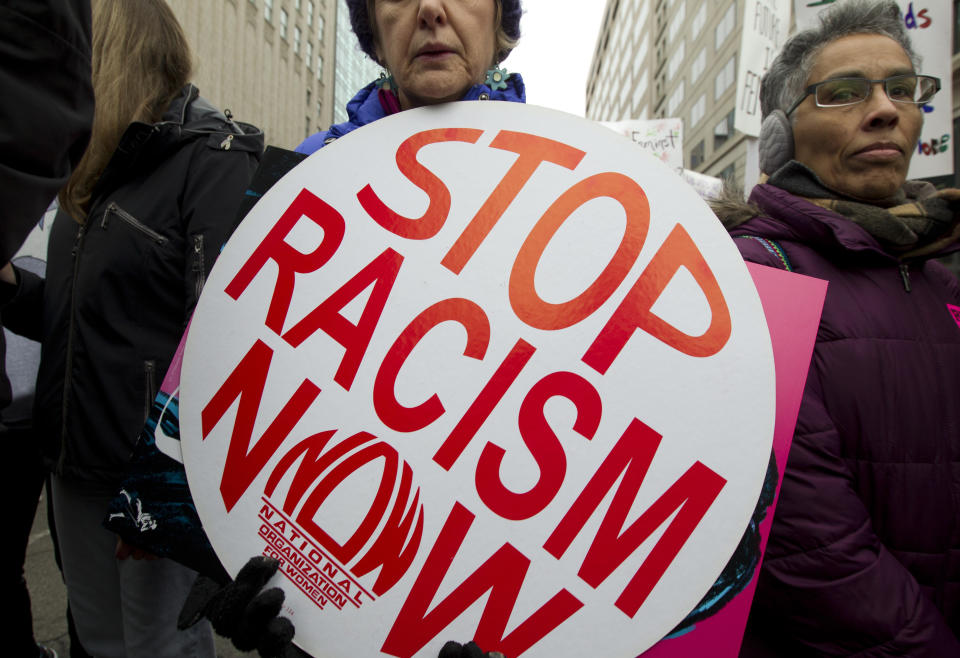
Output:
(681, 169), (725, 200)
(601, 118), (684, 173)
(793, 0), (953, 179)
(735, 0), (792, 136)
(180, 103), (776, 658)
(793, 0), (833, 28)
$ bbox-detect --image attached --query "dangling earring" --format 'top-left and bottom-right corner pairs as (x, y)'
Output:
(376, 70), (402, 115)
(484, 66), (510, 91)
(376, 71), (396, 90)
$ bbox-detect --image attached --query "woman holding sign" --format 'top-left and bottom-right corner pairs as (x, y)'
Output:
(297, 0), (525, 154)
(178, 1), (525, 657)
(717, 1), (960, 654)
(0, 0), (263, 656)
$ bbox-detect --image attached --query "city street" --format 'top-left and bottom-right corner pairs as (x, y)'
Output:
(26, 489), (252, 658)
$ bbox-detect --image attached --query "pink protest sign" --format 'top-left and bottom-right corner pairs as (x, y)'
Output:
(179, 102), (779, 657)
(642, 262), (826, 656)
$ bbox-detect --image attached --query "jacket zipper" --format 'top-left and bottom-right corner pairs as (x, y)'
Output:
(143, 360), (157, 423)
(58, 223), (88, 474)
(101, 202), (168, 245)
(899, 263), (912, 292)
(192, 234), (206, 299)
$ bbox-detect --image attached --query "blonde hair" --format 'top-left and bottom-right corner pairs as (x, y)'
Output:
(60, 0), (193, 222)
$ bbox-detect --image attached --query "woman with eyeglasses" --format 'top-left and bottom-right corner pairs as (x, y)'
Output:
(713, 0), (960, 654)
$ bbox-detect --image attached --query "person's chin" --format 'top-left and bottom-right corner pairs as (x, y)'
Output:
(834, 161), (906, 199)
(403, 77), (472, 106)
(843, 175), (905, 202)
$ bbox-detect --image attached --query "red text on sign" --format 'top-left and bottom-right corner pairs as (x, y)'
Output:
(208, 123), (744, 651)
(543, 417), (726, 616)
(225, 189), (345, 335)
(380, 502), (584, 658)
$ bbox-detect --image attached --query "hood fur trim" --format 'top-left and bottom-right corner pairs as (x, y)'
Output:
(709, 182), (762, 230)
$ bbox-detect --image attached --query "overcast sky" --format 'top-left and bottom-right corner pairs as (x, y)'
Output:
(501, 1), (607, 117)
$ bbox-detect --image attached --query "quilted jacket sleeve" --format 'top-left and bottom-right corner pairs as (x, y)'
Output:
(752, 373), (960, 656)
(734, 239), (960, 656)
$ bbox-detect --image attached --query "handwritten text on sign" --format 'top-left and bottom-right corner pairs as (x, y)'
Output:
(180, 104), (776, 658)
(735, 0), (792, 136)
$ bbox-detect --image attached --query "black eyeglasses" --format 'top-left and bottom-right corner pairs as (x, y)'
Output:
(786, 74), (941, 115)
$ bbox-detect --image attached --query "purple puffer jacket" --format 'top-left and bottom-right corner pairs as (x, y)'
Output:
(724, 183), (960, 657)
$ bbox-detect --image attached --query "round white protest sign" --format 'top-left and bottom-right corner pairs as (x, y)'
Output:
(181, 102), (775, 658)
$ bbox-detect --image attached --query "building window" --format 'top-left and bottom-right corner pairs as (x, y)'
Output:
(294, 26), (301, 54)
(667, 80), (685, 116)
(714, 55), (735, 100)
(955, 0), (960, 53)
(691, 3), (706, 40)
(667, 40), (685, 79)
(632, 69), (648, 115)
(636, 0), (649, 33)
(714, 108), (735, 150)
(613, 46), (625, 81)
(317, 15), (324, 42)
(280, 8), (288, 39)
(306, 40), (313, 67)
(690, 48), (706, 83)
(316, 55), (323, 80)
(611, 20), (626, 58)
(306, 0), (313, 26)
(305, 116), (311, 139)
(667, 1), (685, 43)
(264, 0), (273, 22)
(690, 140), (705, 169)
(317, 100), (322, 118)
(295, 0), (301, 10)
(633, 34), (648, 77)
(718, 162), (736, 183)
(690, 94), (705, 127)
(306, 87), (311, 107)
(715, 1), (736, 50)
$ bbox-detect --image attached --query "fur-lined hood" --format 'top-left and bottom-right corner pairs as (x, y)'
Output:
(710, 183), (763, 231)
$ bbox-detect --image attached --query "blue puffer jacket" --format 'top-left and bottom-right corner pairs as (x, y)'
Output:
(296, 73), (526, 155)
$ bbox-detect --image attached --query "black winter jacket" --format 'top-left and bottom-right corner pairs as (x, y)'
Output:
(0, 0), (94, 408)
(3, 85), (263, 483)
(0, 0), (93, 264)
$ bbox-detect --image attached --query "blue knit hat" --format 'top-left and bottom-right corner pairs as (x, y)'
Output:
(346, 0), (522, 63)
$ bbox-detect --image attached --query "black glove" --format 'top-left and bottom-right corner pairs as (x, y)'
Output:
(178, 555), (504, 658)
(439, 640), (506, 658)
(177, 555), (300, 658)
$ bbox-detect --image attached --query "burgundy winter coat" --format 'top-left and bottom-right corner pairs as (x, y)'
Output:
(722, 183), (960, 656)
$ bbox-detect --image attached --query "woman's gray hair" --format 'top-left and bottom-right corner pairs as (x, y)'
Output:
(760, 0), (920, 118)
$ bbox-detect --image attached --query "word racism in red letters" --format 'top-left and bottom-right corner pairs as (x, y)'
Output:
(202, 128), (733, 657)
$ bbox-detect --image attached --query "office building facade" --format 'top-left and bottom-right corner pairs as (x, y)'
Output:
(587, 0), (747, 185)
(166, 0), (337, 149)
